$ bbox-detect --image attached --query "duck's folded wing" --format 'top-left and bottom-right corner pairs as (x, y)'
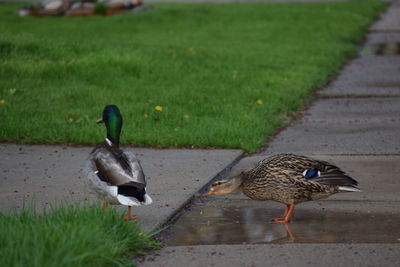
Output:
(93, 150), (145, 186)
(124, 151), (147, 186)
(269, 155), (358, 186)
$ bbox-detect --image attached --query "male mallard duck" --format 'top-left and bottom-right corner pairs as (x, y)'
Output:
(86, 105), (152, 220)
(199, 154), (360, 223)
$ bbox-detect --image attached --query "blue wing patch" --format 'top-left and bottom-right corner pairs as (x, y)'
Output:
(302, 169), (321, 179)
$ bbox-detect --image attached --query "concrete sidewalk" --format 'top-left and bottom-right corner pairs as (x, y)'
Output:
(139, 1), (400, 266)
(0, 145), (242, 232)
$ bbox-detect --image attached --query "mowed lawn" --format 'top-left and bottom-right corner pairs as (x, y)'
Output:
(0, 1), (384, 152)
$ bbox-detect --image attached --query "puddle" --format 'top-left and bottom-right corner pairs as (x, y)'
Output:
(366, 81), (400, 88)
(362, 42), (400, 55)
(165, 200), (400, 245)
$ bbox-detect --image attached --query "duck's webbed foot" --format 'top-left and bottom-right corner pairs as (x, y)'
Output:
(273, 204), (295, 223)
(123, 206), (139, 220)
(123, 215), (139, 220)
(273, 218), (289, 223)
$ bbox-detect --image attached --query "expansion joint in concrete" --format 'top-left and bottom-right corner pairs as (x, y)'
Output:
(369, 29), (400, 33)
(156, 152), (245, 230)
(321, 153), (400, 156)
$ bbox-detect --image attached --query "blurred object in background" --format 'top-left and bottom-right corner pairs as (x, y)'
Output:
(17, 0), (153, 17)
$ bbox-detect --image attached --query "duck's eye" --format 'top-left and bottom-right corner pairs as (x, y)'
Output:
(213, 181), (221, 186)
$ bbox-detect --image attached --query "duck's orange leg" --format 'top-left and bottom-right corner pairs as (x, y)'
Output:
(102, 202), (109, 211)
(273, 204), (295, 223)
(284, 204), (290, 216)
(123, 206), (139, 220)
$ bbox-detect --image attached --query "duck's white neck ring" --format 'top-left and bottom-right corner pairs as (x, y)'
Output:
(105, 138), (113, 146)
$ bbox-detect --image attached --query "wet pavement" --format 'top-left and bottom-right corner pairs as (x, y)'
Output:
(166, 199), (400, 245)
(365, 42), (400, 55)
(163, 154), (400, 246)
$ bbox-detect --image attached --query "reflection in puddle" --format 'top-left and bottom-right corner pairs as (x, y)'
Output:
(362, 42), (400, 55)
(166, 201), (400, 245)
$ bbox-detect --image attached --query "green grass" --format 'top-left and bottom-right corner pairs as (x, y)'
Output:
(0, 1), (385, 152)
(0, 205), (161, 267)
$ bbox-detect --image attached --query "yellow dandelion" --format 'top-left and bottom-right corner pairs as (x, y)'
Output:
(143, 113), (149, 118)
(155, 105), (163, 112)
(232, 70), (238, 80)
(0, 99), (5, 104)
(188, 47), (195, 54)
(183, 114), (190, 119)
(171, 51), (177, 59)
(256, 99), (264, 105)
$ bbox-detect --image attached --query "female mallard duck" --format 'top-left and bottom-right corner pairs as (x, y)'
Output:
(86, 105), (152, 220)
(199, 154), (360, 223)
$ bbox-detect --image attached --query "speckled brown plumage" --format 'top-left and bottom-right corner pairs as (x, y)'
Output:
(199, 153), (360, 223)
(241, 154), (358, 205)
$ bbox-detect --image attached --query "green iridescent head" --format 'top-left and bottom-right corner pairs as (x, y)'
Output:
(97, 105), (123, 145)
